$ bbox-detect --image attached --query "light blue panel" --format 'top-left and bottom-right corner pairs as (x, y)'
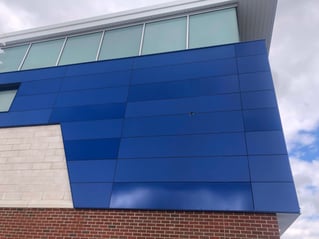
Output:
(252, 183), (299, 213)
(115, 157), (249, 182)
(0, 109), (51, 127)
(235, 40), (267, 57)
(243, 108), (282, 131)
(123, 111), (243, 137)
(68, 160), (116, 182)
(71, 183), (112, 208)
(237, 54), (270, 74)
(249, 155), (293, 182)
(110, 182), (253, 211)
(0, 45), (28, 73)
(246, 131), (288, 155)
(119, 133), (246, 158)
(0, 89), (17, 112)
(10, 93), (57, 111)
(125, 94), (241, 117)
(239, 72), (274, 91)
(241, 90), (277, 109)
(61, 119), (123, 140)
(18, 78), (62, 95)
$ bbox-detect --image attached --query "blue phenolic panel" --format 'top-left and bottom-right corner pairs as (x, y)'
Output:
(125, 94), (241, 117)
(71, 183), (112, 208)
(115, 157), (250, 182)
(128, 75), (239, 102)
(252, 183), (299, 213)
(10, 93), (57, 111)
(18, 78), (62, 95)
(110, 182), (253, 211)
(64, 139), (120, 160)
(243, 108), (282, 131)
(249, 155), (293, 182)
(131, 58), (237, 85)
(235, 40), (267, 57)
(54, 87), (128, 107)
(123, 111), (243, 137)
(61, 71), (130, 91)
(246, 131), (288, 155)
(61, 119), (123, 140)
(241, 90), (277, 109)
(119, 133), (246, 158)
(237, 55), (270, 74)
(0, 109), (51, 127)
(68, 160), (116, 183)
(49, 103), (126, 123)
(239, 72), (274, 91)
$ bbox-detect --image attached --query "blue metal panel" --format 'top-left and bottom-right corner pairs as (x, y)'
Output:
(239, 72), (274, 91)
(119, 133), (247, 158)
(246, 131), (288, 155)
(243, 108), (282, 131)
(125, 94), (241, 117)
(115, 157), (250, 182)
(110, 182), (253, 211)
(123, 111), (243, 137)
(61, 119), (123, 140)
(241, 90), (277, 109)
(18, 78), (62, 95)
(68, 160), (117, 182)
(71, 183), (112, 208)
(235, 40), (267, 57)
(249, 155), (293, 182)
(11, 93), (57, 111)
(237, 55), (270, 74)
(0, 110), (51, 127)
(64, 139), (120, 160)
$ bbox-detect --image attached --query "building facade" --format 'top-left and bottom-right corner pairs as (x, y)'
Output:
(0, 0), (299, 238)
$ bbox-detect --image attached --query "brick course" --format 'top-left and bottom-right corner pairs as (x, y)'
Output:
(0, 209), (280, 239)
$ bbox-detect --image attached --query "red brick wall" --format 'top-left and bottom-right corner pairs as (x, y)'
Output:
(0, 209), (279, 239)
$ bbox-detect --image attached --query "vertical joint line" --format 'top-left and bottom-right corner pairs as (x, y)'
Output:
(139, 23), (146, 56)
(18, 43), (31, 70)
(186, 15), (190, 49)
(56, 37), (67, 66)
(96, 31), (105, 61)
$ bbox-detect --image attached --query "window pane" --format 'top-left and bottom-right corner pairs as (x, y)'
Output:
(99, 25), (143, 60)
(142, 17), (186, 55)
(58, 32), (102, 65)
(0, 45), (28, 73)
(189, 8), (239, 48)
(0, 89), (17, 112)
(22, 39), (64, 70)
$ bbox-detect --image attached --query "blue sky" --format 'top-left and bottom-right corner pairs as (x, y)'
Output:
(0, 0), (318, 238)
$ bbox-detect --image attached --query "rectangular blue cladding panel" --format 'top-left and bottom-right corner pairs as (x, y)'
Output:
(49, 103), (126, 123)
(54, 87), (128, 107)
(131, 58), (237, 85)
(239, 72), (274, 92)
(237, 55), (270, 74)
(115, 157), (250, 182)
(127, 75), (239, 102)
(243, 108), (282, 131)
(10, 93), (57, 111)
(125, 94), (241, 117)
(0, 109), (51, 127)
(252, 183), (299, 213)
(241, 90), (278, 109)
(235, 40), (267, 57)
(64, 139), (120, 160)
(71, 183), (112, 208)
(17, 78), (62, 95)
(122, 111), (243, 137)
(119, 133), (247, 158)
(246, 131), (288, 155)
(110, 182), (253, 211)
(61, 119), (123, 140)
(68, 160), (116, 183)
(249, 155), (293, 182)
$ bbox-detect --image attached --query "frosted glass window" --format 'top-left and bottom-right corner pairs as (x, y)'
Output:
(22, 39), (64, 70)
(142, 17), (186, 55)
(99, 25), (143, 60)
(0, 45), (28, 73)
(0, 87), (18, 112)
(58, 32), (102, 65)
(189, 8), (239, 48)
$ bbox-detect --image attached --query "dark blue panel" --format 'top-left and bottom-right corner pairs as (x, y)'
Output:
(119, 133), (246, 158)
(0, 110), (51, 127)
(71, 183), (112, 208)
(61, 119), (123, 140)
(252, 183), (299, 213)
(237, 55), (270, 74)
(123, 111), (243, 137)
(49, 103), (126, 123)
(131, 58), (237, 85)
(249, 155), (293, 182)
(246, 131), (288, 155)
(11, 93), (57, 111)
(115, 157), (249, 182)
(54, 87), (128, 107)
(235, 40), (267, 57)
(61, 71), (130, 91)
(68, 160), (116, 182)
(125, 94), (241, 117)
(241, 91), (277, 109)
(18, 78), (62, 95)
(64, 139), (120, 160)
(239, 72), (274, 91)
(128, 75), (239, 102)
(243, 108), (282, 131)
(110, 182), (253, 211)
